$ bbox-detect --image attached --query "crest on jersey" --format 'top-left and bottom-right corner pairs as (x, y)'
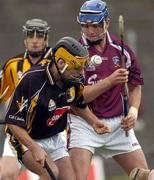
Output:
(86, 60), (96, 71)
(112, 56), (120, 67)
(48, 99), (56, 111)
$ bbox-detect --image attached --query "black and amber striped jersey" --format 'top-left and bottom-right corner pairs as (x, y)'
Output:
(0, 48), (52, 103)
(5, 63), (86, 139)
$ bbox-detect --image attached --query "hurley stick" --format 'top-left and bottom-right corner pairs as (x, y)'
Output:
(119, 15), (129, 137)
(44, 159), (57, 180)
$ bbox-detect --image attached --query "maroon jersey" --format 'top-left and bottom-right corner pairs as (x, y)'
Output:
(80, 32), (144, 118)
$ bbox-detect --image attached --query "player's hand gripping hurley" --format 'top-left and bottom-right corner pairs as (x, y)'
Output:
(119, 15), (129, 137)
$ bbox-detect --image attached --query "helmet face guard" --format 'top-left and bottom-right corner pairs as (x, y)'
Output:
(77, 0), (109, 26)
(51, 36), (89, 84)
(23, 18), (50, 38)
(54, 47), (89, 70)
(53, 36), (89, 71)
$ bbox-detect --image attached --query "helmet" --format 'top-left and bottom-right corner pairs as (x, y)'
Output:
(23, 19), (50, 57)
(23, 18), (50, 35)
(52, 36), (89, 70)
(78, 0), (109, 24)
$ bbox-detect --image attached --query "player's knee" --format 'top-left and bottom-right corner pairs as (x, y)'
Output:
(74, 168), (88, 180)
(129, 167), (150, 180)
(0, 171), (18, 180)
(0, 161), (19, 180)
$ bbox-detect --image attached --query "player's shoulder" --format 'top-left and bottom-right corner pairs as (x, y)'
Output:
(23, 64), (46, 79)
(20, 64), (47, 89)
(110, 34), (131, 51)
(110, 34), (121, 45)
(2, 52), (25, 70)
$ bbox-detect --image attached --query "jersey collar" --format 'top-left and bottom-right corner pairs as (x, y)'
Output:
(45, 63), (54, 85)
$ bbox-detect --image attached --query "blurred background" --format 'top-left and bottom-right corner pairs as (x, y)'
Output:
(0, 0), (154, 179)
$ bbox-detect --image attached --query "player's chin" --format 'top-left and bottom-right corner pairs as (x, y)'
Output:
(88, 37), (99, 42)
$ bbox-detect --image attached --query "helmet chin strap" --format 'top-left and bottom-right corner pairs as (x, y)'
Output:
(60, 64), (68, 74)
(83, 33), (102, 46)
(27, 50), (45, 58)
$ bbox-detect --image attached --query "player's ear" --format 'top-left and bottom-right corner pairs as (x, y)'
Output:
(57, 58), (66, 70)
(104, 18), (110, 28)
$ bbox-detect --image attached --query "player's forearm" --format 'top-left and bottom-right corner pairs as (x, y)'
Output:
(83, 77), (112, 103)
(128, 84), (141, 110)
(71, 105), (100, 126)
(83, 68), (128, 103)
(71, 105), (111, 134)
(7, 124), (37, 150)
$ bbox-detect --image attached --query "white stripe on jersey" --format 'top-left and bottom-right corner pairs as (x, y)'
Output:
(107, 31), (131, 68)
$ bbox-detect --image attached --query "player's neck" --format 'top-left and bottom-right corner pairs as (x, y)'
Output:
(94, 35), (106, 53)
(29, 56), (42, 65)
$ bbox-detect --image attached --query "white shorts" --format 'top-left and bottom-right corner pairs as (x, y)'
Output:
(2, 132), (68, 164)
(68, 114), (141, 159)
(2, 135), (18, 157)
(2, 135), (22, 169)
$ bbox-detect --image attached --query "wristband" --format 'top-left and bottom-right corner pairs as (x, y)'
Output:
(129, 106), (138, 119)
